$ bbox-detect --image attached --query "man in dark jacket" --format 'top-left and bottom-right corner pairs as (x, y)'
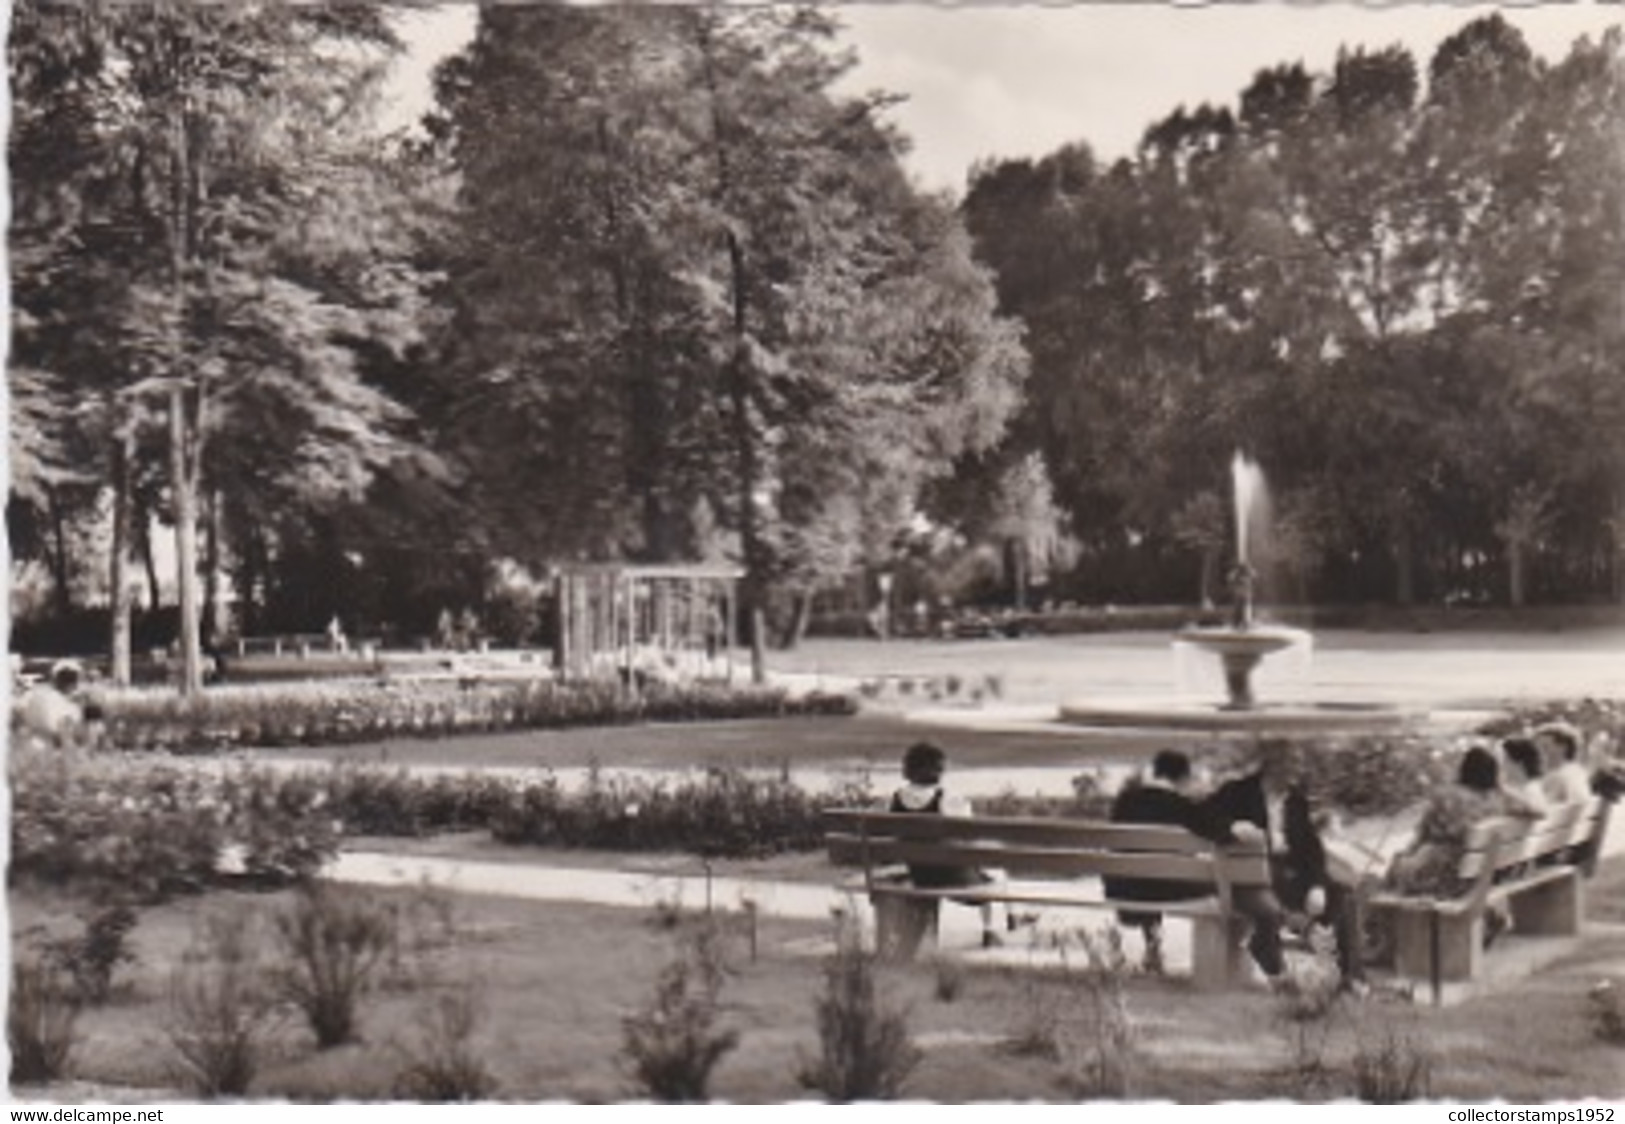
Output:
(1105, 749), (1287, 985)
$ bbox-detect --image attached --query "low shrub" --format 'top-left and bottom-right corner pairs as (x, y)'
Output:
(167, 911), (281, 1098)
(380, 883), (463, 993)
(1351, 1018), (1433, 1103)
(41, 902), (139, 1006)
(1587, 979), (1625, 1045)
(85, 678), (857, 753)
(1271, 931), (1348, 1099)
(9, 742), (340, 901)
(489, 766), (872, 859)
(8, 953), (80, 1085)
(271, 882), (395, 1049)
(1055, 927), (1138, 1099)
(621, 920), (740, 1102)
(391, 983), (500, 1102)
(1214, 734), (1447, 818)
(973, 768), (1114, 821)
(797, 914), (921, 1102)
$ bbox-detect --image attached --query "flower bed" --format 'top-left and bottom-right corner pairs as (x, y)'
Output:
(9, 739), (877, 898)
(8, 742), (340, 901)
(1208, 733), (1452, 819)
(323, 763), (873, 857)
(84, 678), (856, 753)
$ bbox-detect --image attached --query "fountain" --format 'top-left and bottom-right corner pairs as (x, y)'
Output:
(1057, 453), (1424, 733)
(1174, 452), (1308, 711)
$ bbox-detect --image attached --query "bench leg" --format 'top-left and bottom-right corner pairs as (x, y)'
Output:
(1392, 910), (1480, 993)
(873, 896), (938, 962)
(1509, 874), (1582, 937)
(1189, 914), (1250, 991)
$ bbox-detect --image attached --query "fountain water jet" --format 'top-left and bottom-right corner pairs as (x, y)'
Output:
(1175, 451), (1307, 710)
(1058, 453), (1421, 732)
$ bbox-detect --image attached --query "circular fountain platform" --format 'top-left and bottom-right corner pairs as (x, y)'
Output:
(1057, 697), (1426, 734)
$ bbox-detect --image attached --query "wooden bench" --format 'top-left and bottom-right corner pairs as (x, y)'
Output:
(1365, 796), (1613, 1005)
(823, 808), (1271, 990)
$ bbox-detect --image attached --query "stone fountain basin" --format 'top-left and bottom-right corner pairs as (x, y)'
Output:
(1174, 625), (1306, 657)
(1056, 696), (1427, 734)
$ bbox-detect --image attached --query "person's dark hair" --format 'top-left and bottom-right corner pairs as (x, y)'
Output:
(1535, 722), (1582, 763)
(1151, 749), (1192, 784)
(1502, 737), (1543, 782)
(50, 660), (82, 694)
(1458, 745), (1501, 793)
(902, 741), (947, 786)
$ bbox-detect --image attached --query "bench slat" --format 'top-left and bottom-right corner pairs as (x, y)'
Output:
(1454, 801), (1604, 880)
(827, 835), (1270, 886)
(863, 882), (1227, 918)
(821, 809), (1260, 857)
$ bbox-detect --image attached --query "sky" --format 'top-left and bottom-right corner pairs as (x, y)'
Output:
(390, 3), (1625, 194)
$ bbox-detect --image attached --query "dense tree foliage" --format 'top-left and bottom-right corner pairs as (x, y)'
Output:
(963, 14), (1625, 607)
(10, 3), (1027, 665)
(10, 8), (1623, 677)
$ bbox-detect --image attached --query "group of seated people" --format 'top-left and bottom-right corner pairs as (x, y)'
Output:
(887, 721), (1623, 993)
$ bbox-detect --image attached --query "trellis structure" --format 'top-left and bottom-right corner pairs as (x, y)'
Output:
(552, 563), (744, 685)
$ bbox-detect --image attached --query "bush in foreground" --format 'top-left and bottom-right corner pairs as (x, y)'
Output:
(167, 911), (281, 1098)
(8, 953), (80, 1086)
(272, 882), (395, 1049)
(621, 920), (740, 1102)
(797, 914), (920, 1102)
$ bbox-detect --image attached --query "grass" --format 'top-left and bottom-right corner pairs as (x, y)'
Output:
(13, 856), (1625, 1103)
(252, 711), (1171, 776)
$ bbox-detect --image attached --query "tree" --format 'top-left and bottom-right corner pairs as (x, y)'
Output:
(430, 5), (1026, 670)
(9, 1), (439, 684)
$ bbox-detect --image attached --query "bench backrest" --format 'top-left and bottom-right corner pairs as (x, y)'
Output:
(1453, 797), (1610, 901)
(823, 808), (1271, 907)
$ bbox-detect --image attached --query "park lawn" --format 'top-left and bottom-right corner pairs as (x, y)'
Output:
(13, 854), (1625, 1103)
(246, 713), (1170, 776)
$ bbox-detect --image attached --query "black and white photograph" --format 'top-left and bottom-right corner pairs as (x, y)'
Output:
(7, 0), (1625, 1106)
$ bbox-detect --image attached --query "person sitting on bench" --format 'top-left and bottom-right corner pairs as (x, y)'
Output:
(1383, 743), (1543, 947)
(1105, 749), (1290, 988)
(889, 741), (1016, 949)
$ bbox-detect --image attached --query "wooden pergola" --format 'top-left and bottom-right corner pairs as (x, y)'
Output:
(552, 563), (745, 685)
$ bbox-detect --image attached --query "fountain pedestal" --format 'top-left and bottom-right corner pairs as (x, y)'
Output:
(1178, 626), (1298, 712)
(1220, 649), (1264, 711)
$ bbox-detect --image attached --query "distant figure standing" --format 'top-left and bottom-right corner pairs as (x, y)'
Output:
(326, 615), (348, 653)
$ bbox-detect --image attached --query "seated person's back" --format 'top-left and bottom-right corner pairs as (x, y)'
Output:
(1105, 750), (1209, 905)
(890, 741), (982, 890)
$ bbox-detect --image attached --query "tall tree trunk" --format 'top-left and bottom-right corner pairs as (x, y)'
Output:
(697, 16), (766, 685)
(1393, 524), (1415, 607)
(138, 504), (162, 613)
(202, 486), (225, 646)
(46, 484), (72, 622)
(1613, 493), (1625, 606)
(1005, 537), (1029, 612)
(109, 429), (134, 686)
(168, 98), (205, 695)
(1508, 541), (1527, 609)
(171, 386), (203, 696)
(777, 587), (814, 651)
(729, 336), (767, 685)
